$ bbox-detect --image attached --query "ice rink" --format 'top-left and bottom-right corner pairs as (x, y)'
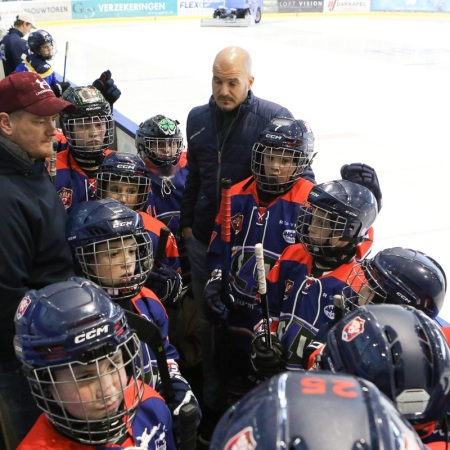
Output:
(44, 12), (450, 320)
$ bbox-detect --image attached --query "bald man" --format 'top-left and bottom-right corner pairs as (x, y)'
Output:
(180, 46), (313, 448)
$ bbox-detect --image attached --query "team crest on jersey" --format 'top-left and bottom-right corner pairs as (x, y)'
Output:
(342, 316), (365, 342)
(224, 426), (257, 450)
(16, 296), (31, 320)
(231, 213), (243, 233)
(283, 279), (294, 301)
(58, 187), (73, 209)
(256, 207), (266, 225)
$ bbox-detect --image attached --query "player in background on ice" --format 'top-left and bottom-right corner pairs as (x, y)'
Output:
(249, 179), (378, 378)
(14, 277), (177, 449)
(313, 304), (450, 449)
(96, 151), (182, 305)
(135, 114), (190, 278)
(210, 371), (426, 450)
(66, 199), (201, 437)
(14, 30), (70, 97)
(54, 83), (119, 212)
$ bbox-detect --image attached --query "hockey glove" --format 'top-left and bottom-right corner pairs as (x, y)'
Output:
(51, 81), (70, 97)
(164, 373), (201, 436)
(341, 163), (382, 211)
(250, 333), (285, 378)
(146, 264), (183, 306)
(92, 69), (121, 105)
(203, 269), (231, 325)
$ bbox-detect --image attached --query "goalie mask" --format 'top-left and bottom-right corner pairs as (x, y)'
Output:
(135, 114), (184, 168)
(96, 152), (151, 212)
(318, 304), (450, 427)
(28, 29), (56, 60)
(67, 199), (153, 301)
(342, 247), (447, 318)
(14, 277), (145, 445)
(251, 117), (315, 195)
(60, 86), (114, 169)
(296, 180), (377, 261)
(210, 371), (425, 450)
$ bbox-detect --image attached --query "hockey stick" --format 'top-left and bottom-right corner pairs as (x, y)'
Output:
(255, 243), (271, 348)
(62, 42), (69, 82)
(220, 178), (232, 300)
(154, 226), (171, 268)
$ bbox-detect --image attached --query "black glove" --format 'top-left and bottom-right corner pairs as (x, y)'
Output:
(146, 264), (182, 306)
(203, 269), (231, 325)
(92, 69), (121, 105)
(160, 373), (201, 436)
(341, 163), (382, 211)
(250, 333), (284, 378)
(51, 81), (70, 97)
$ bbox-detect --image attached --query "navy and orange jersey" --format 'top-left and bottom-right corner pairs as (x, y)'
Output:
(206, 176), (315, 350)
(55, 146), (115, 214)
(144, 152), (188, 239)
(131, 286), (180, 386)
(139, 211), (180, 272)
(266, 243), (361, 371)
(18, 380), (176, 450)
(14, 53), (57, 88)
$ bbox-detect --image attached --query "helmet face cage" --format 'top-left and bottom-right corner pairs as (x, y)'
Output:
(28, 334), (144, 445)
(74, 233), (153, 301)
(251, 118), (315, 195)
(28, 30), (56, 60)
(61, 87), (114, 159)
(136, 115), (183, 168)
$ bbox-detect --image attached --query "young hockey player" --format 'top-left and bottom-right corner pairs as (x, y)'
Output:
(249, 179), (378, 376)
(96, 151), (182, 305)
(14, 277), (177, 449)
(210, 371), (426, 450)
(315, 304), (450, 449)
(66, 199), (200, 438)
(14, 29), (70, 97)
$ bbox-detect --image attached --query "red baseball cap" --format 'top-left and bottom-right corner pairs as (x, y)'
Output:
(0, 72), (77, 116)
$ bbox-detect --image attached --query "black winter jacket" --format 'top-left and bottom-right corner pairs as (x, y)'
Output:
(0, 138), (75, 363)
(180, 91), (294, 245)
(0, 27), (29, 76)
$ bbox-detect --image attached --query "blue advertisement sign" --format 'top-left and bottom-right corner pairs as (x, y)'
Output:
(72, 0), (177, 19)
(371, 0), (450, 12)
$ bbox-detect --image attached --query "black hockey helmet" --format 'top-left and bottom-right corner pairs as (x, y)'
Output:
(251, 117), (315, 194)
(28, 29), (55, 60)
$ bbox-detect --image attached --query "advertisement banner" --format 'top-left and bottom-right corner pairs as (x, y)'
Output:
(324, 0), (370, 12)
(277, 0), (323, 13)
(371, 0), (449, 12)
(177, 0), (223, 16)
(71, 0), (177, 19)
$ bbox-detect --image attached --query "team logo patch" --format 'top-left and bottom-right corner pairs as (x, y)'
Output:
(224, 426), (257, 450)
(283, 279), (294, 301)
(324, 304), (335, 320)
(342, 316), (365, 342)
(231, 213), (243, 233)
(16, 296), (31, 320)
(58, 187), (73, 209)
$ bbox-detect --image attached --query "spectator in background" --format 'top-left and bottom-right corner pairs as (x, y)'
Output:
(14, 29), (70, 97)
(0, 12), (36, 77)
(0, 72), (76, 446)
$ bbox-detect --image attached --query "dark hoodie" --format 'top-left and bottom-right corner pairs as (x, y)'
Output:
(0, 135), (74, 363)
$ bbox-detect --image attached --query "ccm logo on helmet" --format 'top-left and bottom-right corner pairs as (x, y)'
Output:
(116, 164), (133, 169)
(74, 325), (109, 344)
(265, 134), (282, 140)
(113, 221), (133, 228)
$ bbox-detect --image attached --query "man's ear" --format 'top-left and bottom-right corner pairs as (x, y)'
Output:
(0, 112), (13, 135)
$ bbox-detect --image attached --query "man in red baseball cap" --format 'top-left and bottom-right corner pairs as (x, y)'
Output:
(0, 71), (76, 448)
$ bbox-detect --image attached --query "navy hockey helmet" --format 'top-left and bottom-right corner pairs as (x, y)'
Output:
(96, 152), (151, 212)
(60, 86), (114, 168)
(318, 304), (450, 426)
(342, 247), (447, 318)
(251, 117), (315, 194)
(66, 199), (153, 301)
(296, 180), (377, 258)
(28, 29), (55, 60)
(135, 114), (183, 168)
(13, 277), (144, 445)
(210, 371), (425, 450)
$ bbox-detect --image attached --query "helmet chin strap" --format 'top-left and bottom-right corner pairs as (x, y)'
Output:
(313, 243), (357, 272)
